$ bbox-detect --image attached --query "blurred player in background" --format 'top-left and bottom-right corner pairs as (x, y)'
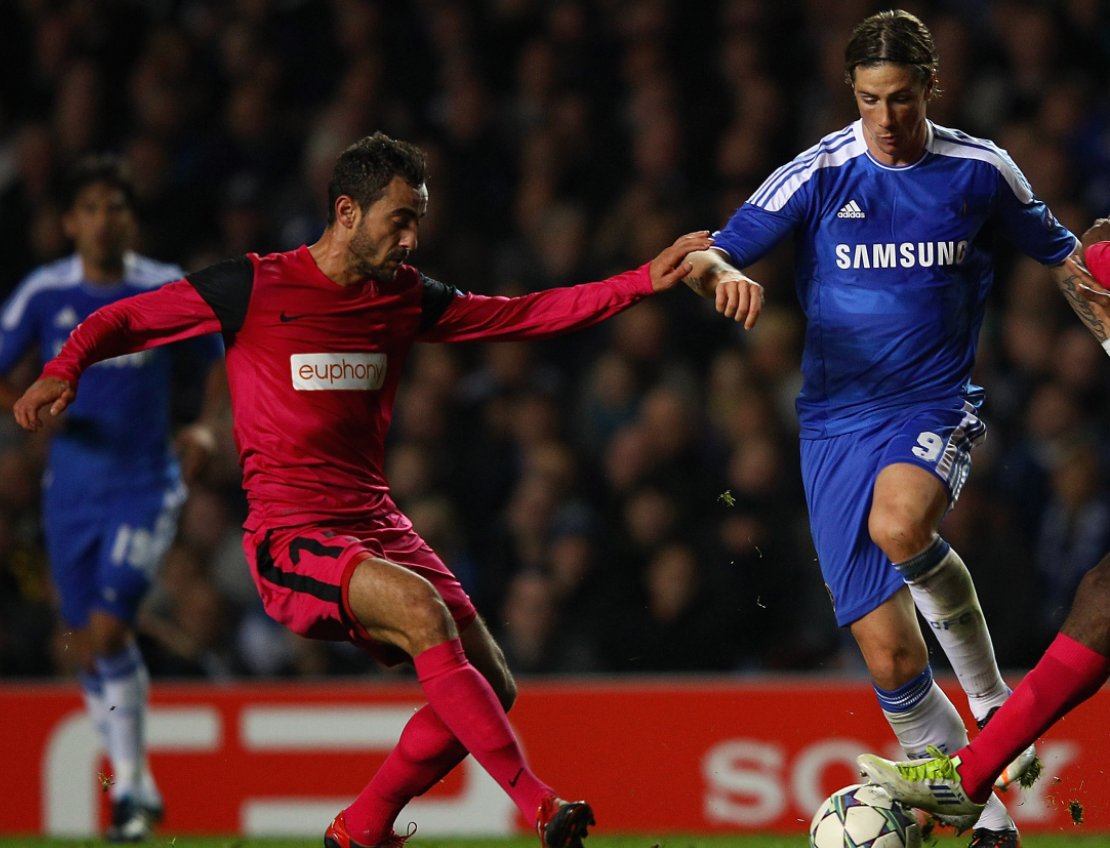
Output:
(12, 132), (712, 848)
(0, 154), (224, 842)
(680, 11), (1105, 847)
(858, 219), (1110, 815)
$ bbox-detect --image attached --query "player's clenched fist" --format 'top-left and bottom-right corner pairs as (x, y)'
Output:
(13, 377), (75, 431)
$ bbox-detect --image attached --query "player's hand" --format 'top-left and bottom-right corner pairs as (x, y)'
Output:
(649, 231), (714, 293)
(175, 421), (218, 484)
(1069, 255), (1110, 294)
(1081, 218), (1110, 253)
(13, 377), (75, 431)
(714, 272), (765, 330)
(1065, 254), (1110, 321)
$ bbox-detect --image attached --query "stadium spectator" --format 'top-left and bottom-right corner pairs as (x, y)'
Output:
(0, 154), (224, 841)
(12, 132), (712, 848)
(494, 568), (600, 674)
(600, 540), (741, 673)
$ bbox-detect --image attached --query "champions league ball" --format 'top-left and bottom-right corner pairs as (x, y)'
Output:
(809, 783), (921, 848)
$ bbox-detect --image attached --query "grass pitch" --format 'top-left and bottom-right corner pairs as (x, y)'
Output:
(4, 835), (1110, 848)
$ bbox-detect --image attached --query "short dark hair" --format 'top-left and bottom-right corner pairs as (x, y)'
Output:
(326, 132), (427, 224)
(60, 153), (136, 211)
(844, 9), (938, 91)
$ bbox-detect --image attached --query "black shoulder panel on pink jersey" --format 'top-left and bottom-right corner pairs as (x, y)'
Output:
(186, 256), (254, 336)
(419, 272), (463, 332)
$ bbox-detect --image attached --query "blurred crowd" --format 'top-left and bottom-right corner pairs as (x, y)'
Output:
(1, 0), (1109, 681)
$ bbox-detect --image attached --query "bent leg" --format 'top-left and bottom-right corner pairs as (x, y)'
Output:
(346, 560), (555, 825)
(849, 586), (929, 691)
(851, 590), (1014, 832)
(343, 616), (513, 844)
(850, 590), (965, 758)
(956, 554), (1110, 799)
(872, 462), (1008, 722)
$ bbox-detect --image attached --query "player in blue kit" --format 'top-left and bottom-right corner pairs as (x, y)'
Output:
(682, 11), (1106, 848)
(0, 155), (223, 842)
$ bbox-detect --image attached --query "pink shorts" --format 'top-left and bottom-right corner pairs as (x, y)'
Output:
(243, 518), (477, 665)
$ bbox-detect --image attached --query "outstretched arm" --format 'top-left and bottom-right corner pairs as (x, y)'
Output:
(683, 247), (765, 330)
(420, 231), (713, 343)
(13, 280), (222, 431)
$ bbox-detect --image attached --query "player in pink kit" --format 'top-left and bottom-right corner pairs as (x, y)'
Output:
(857, 218), (1110, 816)
(13, 133), (712, 848)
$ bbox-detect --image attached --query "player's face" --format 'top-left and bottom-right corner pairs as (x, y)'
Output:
(852, 63), (932, 167)
(348, 175), (428, 282)
(63, 181), (135, 275)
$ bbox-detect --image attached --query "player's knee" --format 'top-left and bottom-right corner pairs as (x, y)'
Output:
(868, 510), (932, 562)
(88, 610), (132, 657)
(869, 657), (923, 691)
(402, 583), (456, 645)
(863, 642), (927, 691)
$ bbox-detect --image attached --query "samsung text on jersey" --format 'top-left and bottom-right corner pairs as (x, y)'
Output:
(835, 239), (969, 270)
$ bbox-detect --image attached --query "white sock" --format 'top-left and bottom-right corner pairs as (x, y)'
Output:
(876, 666), (1013, 832)
(79, 670), (115, 793)
(96, 644), (159, 807)
(875, 666), (967, 759)
(898, 538), (1009, 723)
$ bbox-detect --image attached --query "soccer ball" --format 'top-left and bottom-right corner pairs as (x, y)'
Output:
(809, 783), (921, 848)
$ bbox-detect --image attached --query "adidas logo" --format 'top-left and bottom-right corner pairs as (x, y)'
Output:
(837, 199), (866, 219)
(930, 786), (962, 806)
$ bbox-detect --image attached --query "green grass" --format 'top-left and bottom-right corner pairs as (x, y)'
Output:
(3, 836), (1110, 848)
(0, 841), (796, 848)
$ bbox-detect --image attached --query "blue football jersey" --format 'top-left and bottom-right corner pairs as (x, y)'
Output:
(0, 251), (221, 491)
(713, 120), (1077, 438)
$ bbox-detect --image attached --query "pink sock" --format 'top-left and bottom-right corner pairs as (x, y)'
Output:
(958, 633), (1110, 801)
(343, 705), (467, 844)
(414, 639), (553, 818)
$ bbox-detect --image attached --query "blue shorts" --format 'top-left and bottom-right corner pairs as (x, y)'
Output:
(801, 402), (985, 627)
(43, 474), (186, 628)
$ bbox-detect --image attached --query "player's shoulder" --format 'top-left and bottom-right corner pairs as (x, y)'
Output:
(2, 255), (83, 324)
(400, 263), (429, 289)
(15, 254), (84, 295)
(927, 122), (1014, 171)
(749, 122), (866, 212)
(381, 264), (442, 310)
(124, 251), (186, 289)
(249, 246), (309, 282)
(927, 121), (1032, 200)
(790, 122), (868, 170)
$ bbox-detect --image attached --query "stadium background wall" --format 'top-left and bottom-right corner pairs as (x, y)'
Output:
(0, 677), (1104, 838)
